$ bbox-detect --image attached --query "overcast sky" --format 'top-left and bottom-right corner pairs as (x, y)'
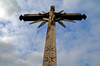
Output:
(0, 0), (100, 66)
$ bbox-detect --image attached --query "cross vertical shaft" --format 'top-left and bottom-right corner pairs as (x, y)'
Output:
(42, 7), (57, 66)
(42, 20), (57, 66)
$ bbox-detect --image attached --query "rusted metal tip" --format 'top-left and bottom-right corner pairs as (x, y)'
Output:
(83, 14), (87, 20)
(19, 15), (23, 21)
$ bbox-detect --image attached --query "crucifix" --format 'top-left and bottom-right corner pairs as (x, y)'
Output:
(19, 6), (87, 66)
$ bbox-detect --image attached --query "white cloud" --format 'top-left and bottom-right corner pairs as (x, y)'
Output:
(0, 36), (15, 54)
(0, 0), (21, 19)
(0, 28), (8, 36)
(62, 0), (81, 12)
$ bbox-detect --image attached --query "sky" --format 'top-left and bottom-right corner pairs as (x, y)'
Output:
(0, 0), (100, 66)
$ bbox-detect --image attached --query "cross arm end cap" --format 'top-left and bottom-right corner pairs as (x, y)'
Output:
(19, 15), (23, 21)
(83, 14), (87, 20)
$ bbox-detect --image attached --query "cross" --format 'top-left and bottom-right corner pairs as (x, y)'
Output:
(19, 6), (87, 66)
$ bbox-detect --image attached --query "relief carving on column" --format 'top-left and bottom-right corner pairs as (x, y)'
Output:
(44, 45), (55, 65)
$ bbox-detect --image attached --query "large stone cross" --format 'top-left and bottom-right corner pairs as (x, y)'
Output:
(19, 6), (87, 66)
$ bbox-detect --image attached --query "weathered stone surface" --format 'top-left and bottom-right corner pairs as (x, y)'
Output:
(42, 6), (57, 66)
(42, 22), (57, 66)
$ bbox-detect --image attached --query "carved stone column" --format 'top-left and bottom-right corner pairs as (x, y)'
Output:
(42, 20), (57, 66)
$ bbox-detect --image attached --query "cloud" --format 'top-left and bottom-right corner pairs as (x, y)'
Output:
(62, 0), (81, 12)
(0, 36), (15, 54)
(0, 0), (21, 19)
(17, 0), (62, 13)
